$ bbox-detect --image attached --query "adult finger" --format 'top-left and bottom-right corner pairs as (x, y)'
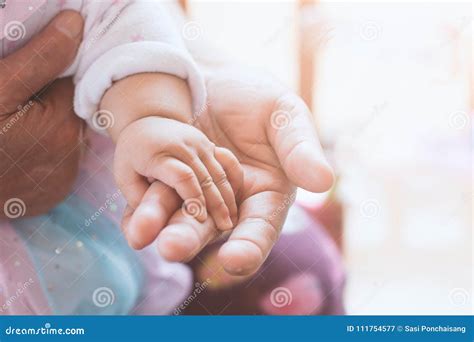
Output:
(266, 93), (334, 193)
(218, 189), (295, 276)
(126, 181), (181, 250)
(157, 209), (220, 263)
(146, 156), (207, 222)
(0, 11), (83, 113)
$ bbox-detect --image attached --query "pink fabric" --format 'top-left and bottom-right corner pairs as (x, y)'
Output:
(0, 1), (46, 40)
(0, 0), (207, 122)
(0, 222), (51, 315)
(76, 130), (193, 315)
(259, 273), (325, 315)
(0, 129), (192, 315)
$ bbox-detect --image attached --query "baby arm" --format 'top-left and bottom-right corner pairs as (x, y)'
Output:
(101, 73), (243, 249)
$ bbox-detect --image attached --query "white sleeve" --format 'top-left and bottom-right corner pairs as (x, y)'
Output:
(62, 0), (207, 122)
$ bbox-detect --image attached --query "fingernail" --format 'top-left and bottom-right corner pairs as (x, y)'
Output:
(55, 11), (83, 39)
(126, 226), (142, 250)
(127, 224), (144, 250)
(223, 216), (234, 230)
(231, 214), (238, 226)
(126, 205), (151, 250)
(199, 208), (208, 222)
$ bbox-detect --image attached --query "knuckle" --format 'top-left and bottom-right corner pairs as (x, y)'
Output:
(176, 169), (196, 185)
(201, 142), (216, 158)
(186, 154), (201, 169)
(214, 172), (228, 187)
(200, 176), (214, 189)
(144, 153), (162, 177)
(208, 199), (227, 212)
(175, 145), (195, 165)
(245, 217), (280, 244)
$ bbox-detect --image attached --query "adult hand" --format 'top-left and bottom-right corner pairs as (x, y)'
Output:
(0, 11), (84, 218)
(126, 65), (334, 276)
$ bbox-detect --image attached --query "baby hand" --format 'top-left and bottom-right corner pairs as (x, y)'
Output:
(114, 116), (243, 248)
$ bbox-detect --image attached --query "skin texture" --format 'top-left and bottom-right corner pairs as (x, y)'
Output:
(0, 11), (84, 218)
(114, 117), (243, 244)
(118, 67), (334, 276)
(1, 11), (332, 278)
(101, 73), (243, 246)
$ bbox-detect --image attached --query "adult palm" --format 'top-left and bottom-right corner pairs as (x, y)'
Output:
(126, 66), (334, 276)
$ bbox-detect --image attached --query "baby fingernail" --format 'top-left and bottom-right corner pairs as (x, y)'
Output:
(223, 216), (233, 230)
(200, 209), (208, 222)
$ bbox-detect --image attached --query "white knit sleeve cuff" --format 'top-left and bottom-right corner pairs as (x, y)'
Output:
(73, 41), (207, 130)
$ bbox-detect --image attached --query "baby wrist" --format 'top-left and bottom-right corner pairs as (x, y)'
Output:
(100, 73), (194, 141)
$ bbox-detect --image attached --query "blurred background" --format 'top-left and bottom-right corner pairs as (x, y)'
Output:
(181, 0), (472, 314)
